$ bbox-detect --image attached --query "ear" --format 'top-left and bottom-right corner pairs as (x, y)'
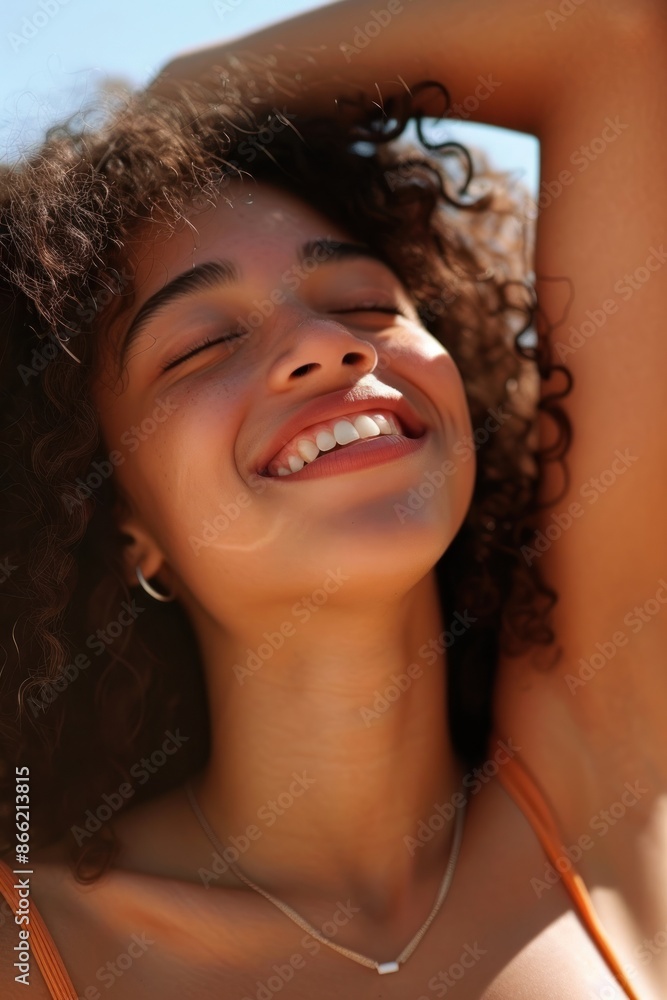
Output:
(113, 492), (172, 594)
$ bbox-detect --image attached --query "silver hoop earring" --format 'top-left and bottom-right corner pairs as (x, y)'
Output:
(135, 564), (176, 603)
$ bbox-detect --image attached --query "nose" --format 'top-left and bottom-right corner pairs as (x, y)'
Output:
(266, 317), (379, 391)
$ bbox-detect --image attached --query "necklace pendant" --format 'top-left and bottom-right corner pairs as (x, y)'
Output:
(377, 961), (400, 974)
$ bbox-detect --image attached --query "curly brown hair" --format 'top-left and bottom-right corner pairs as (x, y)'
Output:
(0, 73), (571, 881)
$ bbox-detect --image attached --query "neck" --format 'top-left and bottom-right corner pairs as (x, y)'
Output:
(190, 571), (463, 913)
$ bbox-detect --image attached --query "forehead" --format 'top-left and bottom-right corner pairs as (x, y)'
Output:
(127, 180), (354, 308)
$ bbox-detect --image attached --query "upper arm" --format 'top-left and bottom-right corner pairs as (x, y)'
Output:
(527, 8), (667, 665)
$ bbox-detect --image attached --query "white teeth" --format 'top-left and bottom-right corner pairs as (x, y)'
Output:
(296, 439), (320, 463)
(315, 429), (337, 452)
(270, 410), (405, 476)
(333, 419), (361, 446)
(353, 414), (382, 439)
(371, 413), (392, 434)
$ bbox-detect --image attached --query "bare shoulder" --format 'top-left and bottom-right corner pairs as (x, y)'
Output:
(1, 840), (176, 999)
(0, 783), (233, 1000)
(106, 780), (224, 882)
(0, 837), (153, 999)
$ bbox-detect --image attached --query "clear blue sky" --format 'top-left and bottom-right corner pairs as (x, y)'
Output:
(1, 0), (538, 194)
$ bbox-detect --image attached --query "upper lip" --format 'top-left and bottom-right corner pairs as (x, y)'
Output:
(254, 384), (428, 475)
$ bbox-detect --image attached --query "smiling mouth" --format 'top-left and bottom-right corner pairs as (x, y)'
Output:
(260, 409), (412, 477)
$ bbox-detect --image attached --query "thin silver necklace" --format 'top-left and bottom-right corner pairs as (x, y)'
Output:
(185, 780), (467, 976)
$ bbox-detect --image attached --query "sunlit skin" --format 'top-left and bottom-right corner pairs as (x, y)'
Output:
(91, 179), (478, 921)
(3, 0), (667, 996)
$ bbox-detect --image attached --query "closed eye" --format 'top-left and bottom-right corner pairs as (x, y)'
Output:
(159, 331), (247, 372)
(160, 305), (407, 372)
(329, 304), (407, 317)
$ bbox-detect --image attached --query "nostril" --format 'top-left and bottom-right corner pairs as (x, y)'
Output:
(342, 352), (367, 365)
(291, 363), (319, 378)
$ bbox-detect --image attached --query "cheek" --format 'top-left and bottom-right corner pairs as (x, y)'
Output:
(368, 327), (476, 503)
(103, 388), (245, 536)
(388, 328), (472, 433)
(403, 339), (476, 522)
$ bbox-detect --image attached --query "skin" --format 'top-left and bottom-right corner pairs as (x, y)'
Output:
(5, 180), (654, 1000)
(2, 1), (667, 996)
(152, 0), (667, 993)
(91, 177), (476, 910)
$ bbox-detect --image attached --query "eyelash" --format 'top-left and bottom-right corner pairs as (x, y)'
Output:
(159, 303), (407, 372)
(334, 305), (405, 317)
(160, 331), (246, 372)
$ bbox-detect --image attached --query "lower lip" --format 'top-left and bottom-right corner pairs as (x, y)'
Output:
(261, 432), (428, 481)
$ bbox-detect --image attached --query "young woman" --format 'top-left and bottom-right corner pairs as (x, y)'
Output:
(1, 1), (665, 998)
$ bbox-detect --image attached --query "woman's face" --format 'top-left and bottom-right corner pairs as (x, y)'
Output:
(92, 180), (475, 632)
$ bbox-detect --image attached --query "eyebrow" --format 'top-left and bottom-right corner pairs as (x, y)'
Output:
(117, 238), (387, 369)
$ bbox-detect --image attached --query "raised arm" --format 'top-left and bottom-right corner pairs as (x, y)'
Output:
(152, 0), (667, 702)
(151, 1), (658, 132)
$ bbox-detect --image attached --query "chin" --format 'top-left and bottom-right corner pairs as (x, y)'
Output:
(308, 508), (461, 594)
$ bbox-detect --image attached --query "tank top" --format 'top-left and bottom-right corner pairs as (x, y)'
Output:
(0, 751), (642, 1000)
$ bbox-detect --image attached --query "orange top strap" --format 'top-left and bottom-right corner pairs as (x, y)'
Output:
(0, 859), (77, 1000)
(490, 735), (641, 1000)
